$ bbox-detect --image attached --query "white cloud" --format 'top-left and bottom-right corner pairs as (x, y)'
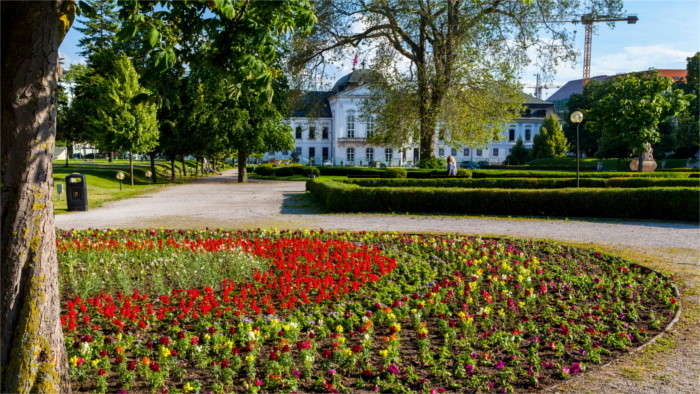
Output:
(591, 45), (692, 75)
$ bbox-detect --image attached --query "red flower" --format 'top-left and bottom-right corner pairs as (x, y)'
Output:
(150, 362), (161, 372)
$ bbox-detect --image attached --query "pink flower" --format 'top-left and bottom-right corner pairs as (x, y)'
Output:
(495, 360), (505, 369)
(387, 364), (400, 374)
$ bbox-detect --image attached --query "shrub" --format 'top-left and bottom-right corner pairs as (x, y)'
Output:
(417, 157), (446, 169)
(382, 168), (407, 178)
(254, 164), (276, 176)
(307, 180), (699, 221)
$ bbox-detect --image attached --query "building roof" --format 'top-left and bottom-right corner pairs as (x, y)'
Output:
(332, 69), (380, 93)
(520, 92), (553, 105)
(547, 69), (687, 102)
(289, 91), (334, 118)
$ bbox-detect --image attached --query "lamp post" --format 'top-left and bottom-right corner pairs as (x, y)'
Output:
(570, 111), (584, 187)
(116, 171), (125, 190)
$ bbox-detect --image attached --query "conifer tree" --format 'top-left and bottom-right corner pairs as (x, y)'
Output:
(532, 114), (569, 159)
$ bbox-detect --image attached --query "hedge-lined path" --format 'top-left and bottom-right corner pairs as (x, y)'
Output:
(56, 169), (700, 393)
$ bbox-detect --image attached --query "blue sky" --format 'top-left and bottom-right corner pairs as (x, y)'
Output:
(60, 0), (699, 99)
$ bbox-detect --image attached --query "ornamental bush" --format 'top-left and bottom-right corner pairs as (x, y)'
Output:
(382, 167), (407, 178)
(307, 180), (699, 221)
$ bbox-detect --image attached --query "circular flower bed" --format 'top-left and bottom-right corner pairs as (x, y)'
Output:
(57, 229), (678, 393)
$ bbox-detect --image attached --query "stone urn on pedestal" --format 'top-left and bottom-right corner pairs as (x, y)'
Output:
(629, 143), (657, 172)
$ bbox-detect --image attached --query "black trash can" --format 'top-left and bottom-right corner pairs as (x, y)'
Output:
(65, 173), (88, 211)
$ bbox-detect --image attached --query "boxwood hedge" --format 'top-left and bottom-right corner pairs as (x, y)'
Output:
(306, 179), (699, 221)
(342, 177), (700, 189)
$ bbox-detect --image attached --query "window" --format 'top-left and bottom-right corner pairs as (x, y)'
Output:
(525, 129), (532, 141)
(438, 129), (446, 140)
(476, 149), (483, 157)
(295, 126), (303, 139)
(308, 147), (316, 162)
(385, 148), (393, 163)
(366, 116), (374, 138)
(492, 148), (499, 157)
(451, 148), (457, 156)
(438, 148), (445, 156)
(463, 148), (470, 156)
(322, 126), (329, 139)
(294, 147), (302, 157)
(366, 147), (374, 162)
(346, 147), (355, 162)
(509, 129), (515, 141)
(309, 127), (316, 140)
(322, 147), (329, 161)
(346, 111), (356, 138)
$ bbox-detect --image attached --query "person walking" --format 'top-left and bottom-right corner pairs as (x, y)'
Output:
(447, 155), (457, 177)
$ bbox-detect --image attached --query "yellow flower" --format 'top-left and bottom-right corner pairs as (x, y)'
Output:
(379, 349), (389, 357)
(203, 333), (211, 342)
(342, 348), (353, 357)
(91, 359), (100, 368)
(183, 382), (195, 392)
(498, 308), (506, 317)
(245, 355), (256, 363)
(336, 325), (344, 333)
(160, 347), (171, 358)
(116, 333), (123, 341)
(417, 327), (428, 335)
(225, 340), (234, 349)
(69, 355), (79, 367)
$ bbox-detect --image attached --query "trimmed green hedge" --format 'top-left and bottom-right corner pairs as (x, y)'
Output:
(342, 177), (700, 189)
(306, 180), (699, 221)
(471, 170), (692, 179)
(317, 166), (469, 178)
(254, 164), (319, 177)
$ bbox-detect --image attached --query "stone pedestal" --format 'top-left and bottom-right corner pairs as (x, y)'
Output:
(629, 144), (657, 172)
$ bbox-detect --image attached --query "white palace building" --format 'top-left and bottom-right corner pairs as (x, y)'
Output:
(264, 70), (557, 166)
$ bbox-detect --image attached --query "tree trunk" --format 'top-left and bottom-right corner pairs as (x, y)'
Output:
(638, 152), (645, 173)
(149, 152), (157, 184)
(65, 141), (73, 168)
(108, 151), (114, 162)
(180, 156), (187, 179)
(170, 157), (176, 181)
(238, 151), (248, 182)
(129, 152), (134, 186)
(1, 1), (72, 392)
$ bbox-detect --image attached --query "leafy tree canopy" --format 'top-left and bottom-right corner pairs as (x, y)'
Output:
(532, 114), (568, 159)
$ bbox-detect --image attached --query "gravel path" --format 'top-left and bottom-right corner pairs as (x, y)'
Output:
(56, 169), (700, 393)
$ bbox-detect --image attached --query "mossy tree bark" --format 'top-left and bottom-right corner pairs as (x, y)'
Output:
(1, 1), (73, 392)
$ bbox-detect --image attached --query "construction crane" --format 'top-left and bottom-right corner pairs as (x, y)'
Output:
(578, 14), (639, 85)
(526, 74), (562, 99)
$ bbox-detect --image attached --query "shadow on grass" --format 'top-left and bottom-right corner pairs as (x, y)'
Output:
(280, 192), (325, 215)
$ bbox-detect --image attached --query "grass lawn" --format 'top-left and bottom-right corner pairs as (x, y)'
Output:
(52, 159), (209, 214)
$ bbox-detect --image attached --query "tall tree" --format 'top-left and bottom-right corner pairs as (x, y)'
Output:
(294, 0), (624, 159)
(1, 1), (74, 391)
(565, 79), (607, 156)
(57, 64), (90, 166)
(506, 137), (531, 165)
(0, 1), (314, 391)
(92, 55), (159, 185)
(587, 72), (692, 171)
(532, 114), (569, 159)
(672, 52), (700, 156)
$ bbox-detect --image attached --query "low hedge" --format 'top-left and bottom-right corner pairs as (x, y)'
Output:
(254, 164), (319, 177)
(471, 170), (691, 179)
(306, 180), (699, 221)
(316, 166), (472, 178)
(342, 177), (700, 189)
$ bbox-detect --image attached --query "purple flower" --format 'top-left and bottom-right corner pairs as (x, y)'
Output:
(328, 369), (337, 376)
(387, 364), (400, 374)
(570, 362), (582, 373)
(254, 378), (264, 386)
(465, 364), (475, 374)
(292, 369), (301, 378)
(495, 360), (505, 369)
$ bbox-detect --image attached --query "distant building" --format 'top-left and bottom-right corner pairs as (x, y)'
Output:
(265, 70), (557, 166)
(548, 69), (687, 116)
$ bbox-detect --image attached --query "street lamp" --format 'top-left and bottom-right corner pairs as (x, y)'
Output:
(570, 111), (584, 187)
(116, 171), (125, 190)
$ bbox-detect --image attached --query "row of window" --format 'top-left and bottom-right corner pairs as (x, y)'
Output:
(345, 147), (392, 162)
(438, 147), (504, 158)
(508, 128), (532, 141)
(346, 111), (374, 138)
(295, 126), (329, 140)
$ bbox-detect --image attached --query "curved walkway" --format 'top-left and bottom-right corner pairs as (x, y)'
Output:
(56, 169), (700, 393)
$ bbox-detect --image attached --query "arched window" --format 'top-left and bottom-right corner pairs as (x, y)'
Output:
(366, 147), (374, 162)
(346, 147), (355, 162)
(366, 116), (374, 138)
(385, 148), (393, 163)
(295, 126), (303, 139)
(525, 129), (532, 141)
(346, 111), (356, 138)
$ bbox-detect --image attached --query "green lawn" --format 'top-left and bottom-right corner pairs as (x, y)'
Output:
(52, 159), (205, 214)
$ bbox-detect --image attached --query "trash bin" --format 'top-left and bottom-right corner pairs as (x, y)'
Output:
(65, 173), (88, 211)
